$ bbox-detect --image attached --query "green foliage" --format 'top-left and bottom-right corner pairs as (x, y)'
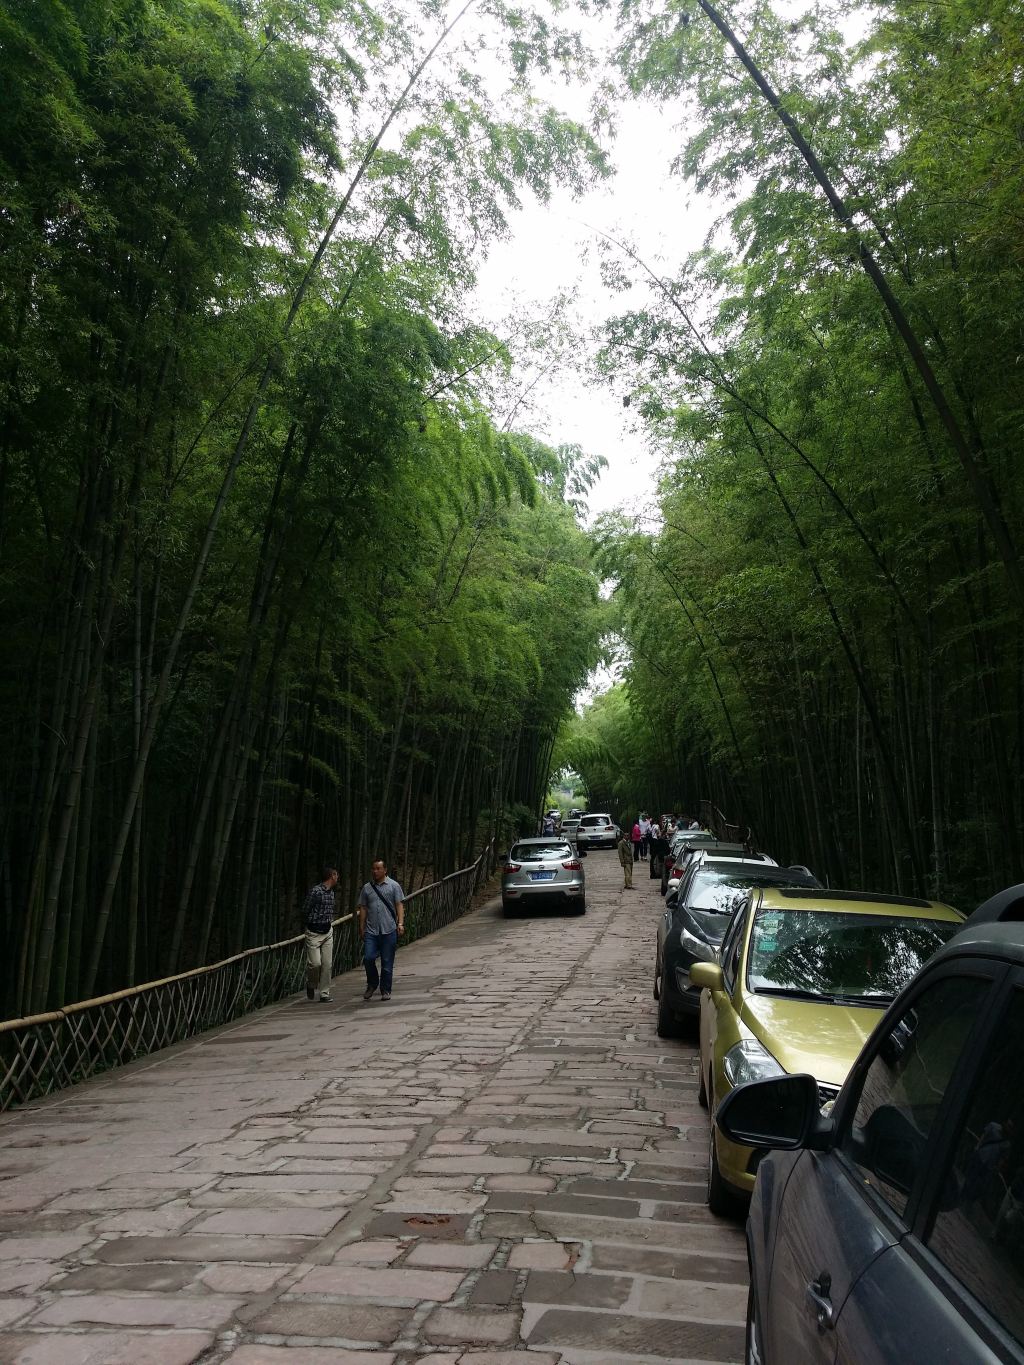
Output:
(0, 0), (608, 1014)
(599, 0), (1024, 905)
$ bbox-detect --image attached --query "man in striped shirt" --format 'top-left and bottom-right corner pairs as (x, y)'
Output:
(302, 866), (338, 1002)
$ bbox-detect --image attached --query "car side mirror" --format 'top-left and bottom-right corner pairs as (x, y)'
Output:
(689, 962), (724, 992)
(716, 1074), (833, 1151)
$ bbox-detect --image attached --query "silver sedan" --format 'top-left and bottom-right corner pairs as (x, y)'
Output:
(500, 838), (586, 916)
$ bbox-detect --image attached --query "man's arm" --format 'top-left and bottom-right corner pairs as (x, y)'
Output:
(395, 899), (405, 935)
(357, 894), (366, 939)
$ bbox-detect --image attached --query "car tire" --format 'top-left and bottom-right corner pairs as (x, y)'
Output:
(656, 985), (687, 1039)
(502, 899), (519, 917)
(572, 901), (587, 916)
(697, 1060), (707, 1109)
(653, 953), (661, 1000)
(745, 1282), (765, 1365)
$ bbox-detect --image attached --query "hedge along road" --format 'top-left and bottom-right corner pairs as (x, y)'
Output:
(0, 850), (747, 1364)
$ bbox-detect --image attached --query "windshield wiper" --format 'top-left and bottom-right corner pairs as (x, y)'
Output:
(752, 986), (837, 1003)
(830, 992), (894, 1007)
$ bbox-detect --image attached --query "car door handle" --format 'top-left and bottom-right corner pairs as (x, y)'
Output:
(805, 1273), (835, 1332)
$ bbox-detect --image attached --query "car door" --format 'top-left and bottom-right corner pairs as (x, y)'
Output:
(834, 972), (1024, 1365)
(765, 965), (1000, 1365)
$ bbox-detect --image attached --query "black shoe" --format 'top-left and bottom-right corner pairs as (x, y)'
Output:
(363, 986), (376, 1000)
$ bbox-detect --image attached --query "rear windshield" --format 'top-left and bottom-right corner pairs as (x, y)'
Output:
(511, 842), (571, 861)
(579, 816), (610, 827)
(747, 909), (961, 1003)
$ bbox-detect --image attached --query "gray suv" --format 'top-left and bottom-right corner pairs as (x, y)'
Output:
(716, 883), (1024, 1365)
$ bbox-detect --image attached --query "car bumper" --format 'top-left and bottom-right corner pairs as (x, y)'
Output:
(713, 1115), (760, 1194)
(503, 884), (584, 902)
(666, 960), (711, 1016)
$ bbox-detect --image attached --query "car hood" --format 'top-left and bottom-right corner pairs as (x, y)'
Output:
(740, 994), (885, 1087)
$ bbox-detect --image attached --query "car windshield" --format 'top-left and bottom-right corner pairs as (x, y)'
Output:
(688, 872), (801, 917)
(581, 817), (609, 827)
(511, 842), (570, 862)
(747, 909), (961, 1002)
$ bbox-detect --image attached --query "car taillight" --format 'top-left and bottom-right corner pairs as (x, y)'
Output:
(562, 859), (582, 871)
(502, 863), (521, 875)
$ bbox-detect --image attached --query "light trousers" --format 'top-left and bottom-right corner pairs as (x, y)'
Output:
(305, 928), (334, 996)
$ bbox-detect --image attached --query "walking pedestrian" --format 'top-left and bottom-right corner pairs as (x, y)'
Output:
(649, 825), (669, 880)
(639, 814), (651, 860)
(617, 830), (634, 889)
(631, 819), (643, 865)
(358, 858), (406, 1002)
(302, 865), (338, 1002)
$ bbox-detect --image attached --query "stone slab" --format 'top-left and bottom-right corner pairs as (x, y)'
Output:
(527, 1306), (745, 1360)
(93, 1235), (314, 1263)
(245, 1302), (410, 1342)
(0, 1331), (214, 1364)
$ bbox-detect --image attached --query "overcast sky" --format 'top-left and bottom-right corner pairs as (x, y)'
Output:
(468, 33), (716, 526)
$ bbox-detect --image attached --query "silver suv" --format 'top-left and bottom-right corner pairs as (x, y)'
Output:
(499, 838), (585, 916)
(576, 813), (620, 851)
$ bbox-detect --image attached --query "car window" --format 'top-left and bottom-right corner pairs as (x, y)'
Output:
(720, 898), (750, 992)
(841, 976), (989, 1218)
(925, 988), (1024, 1346)
(510, 842), (570, 861)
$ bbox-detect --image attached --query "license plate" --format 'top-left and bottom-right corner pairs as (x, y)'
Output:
(530, 871), (556, 881)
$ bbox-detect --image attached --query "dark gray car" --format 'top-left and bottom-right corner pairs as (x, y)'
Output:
(654, 859), (820, 1038)
(717, 884), (1024, 1365)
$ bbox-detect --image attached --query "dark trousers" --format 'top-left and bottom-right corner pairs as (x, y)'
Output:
(364, 929), (398, 994)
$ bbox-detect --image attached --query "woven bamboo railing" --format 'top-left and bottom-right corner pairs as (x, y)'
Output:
(0, 842), (496, 1112)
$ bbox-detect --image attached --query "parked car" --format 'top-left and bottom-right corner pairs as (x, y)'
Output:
(655, 860), (820, 1039)
(561, 817), (582, 847)
(660, 830), (719, 892)
(667, 852), (784, 907)
(692, 886), (964, 1215)
(499, 837), (585, 916)
(716, 884), (1024, 1365)
(576, 813), (620, 851)
(663, 838), (748, 894)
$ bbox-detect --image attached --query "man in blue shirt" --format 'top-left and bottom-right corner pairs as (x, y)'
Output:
(358, 859), (405, 1002)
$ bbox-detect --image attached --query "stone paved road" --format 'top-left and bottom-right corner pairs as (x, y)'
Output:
(0, 851), (747, 1365)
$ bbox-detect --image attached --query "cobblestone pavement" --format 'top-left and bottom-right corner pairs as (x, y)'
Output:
(0, 851), (747, 1364)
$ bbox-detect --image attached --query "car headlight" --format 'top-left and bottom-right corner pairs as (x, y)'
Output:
(679, 926), (717, 963)
(723, 1039), (785, 1089)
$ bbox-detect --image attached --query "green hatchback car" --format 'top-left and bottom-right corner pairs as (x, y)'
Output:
(692, 887), (964, 1214)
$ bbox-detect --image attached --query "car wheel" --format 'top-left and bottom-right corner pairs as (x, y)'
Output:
(745, 1282), (765, 1365)
(502, 898), (518, 917)
(656, 984), (687, 1039)
(653, 953), (661, 1000)
(572, 900), (587, 916)
(707, 1110), (741, 1218)
(697, 1059), (707, 1109)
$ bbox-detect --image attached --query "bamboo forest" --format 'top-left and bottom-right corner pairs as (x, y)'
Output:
(2, 0), (1022, 1019)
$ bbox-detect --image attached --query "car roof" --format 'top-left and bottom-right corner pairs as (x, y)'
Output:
(699, 859), (814, 880)
(930, 919), (1024, 966)
(513, 836), (571, 846)
(757, 886), (962, 921)
(580, 813), (612, 820)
